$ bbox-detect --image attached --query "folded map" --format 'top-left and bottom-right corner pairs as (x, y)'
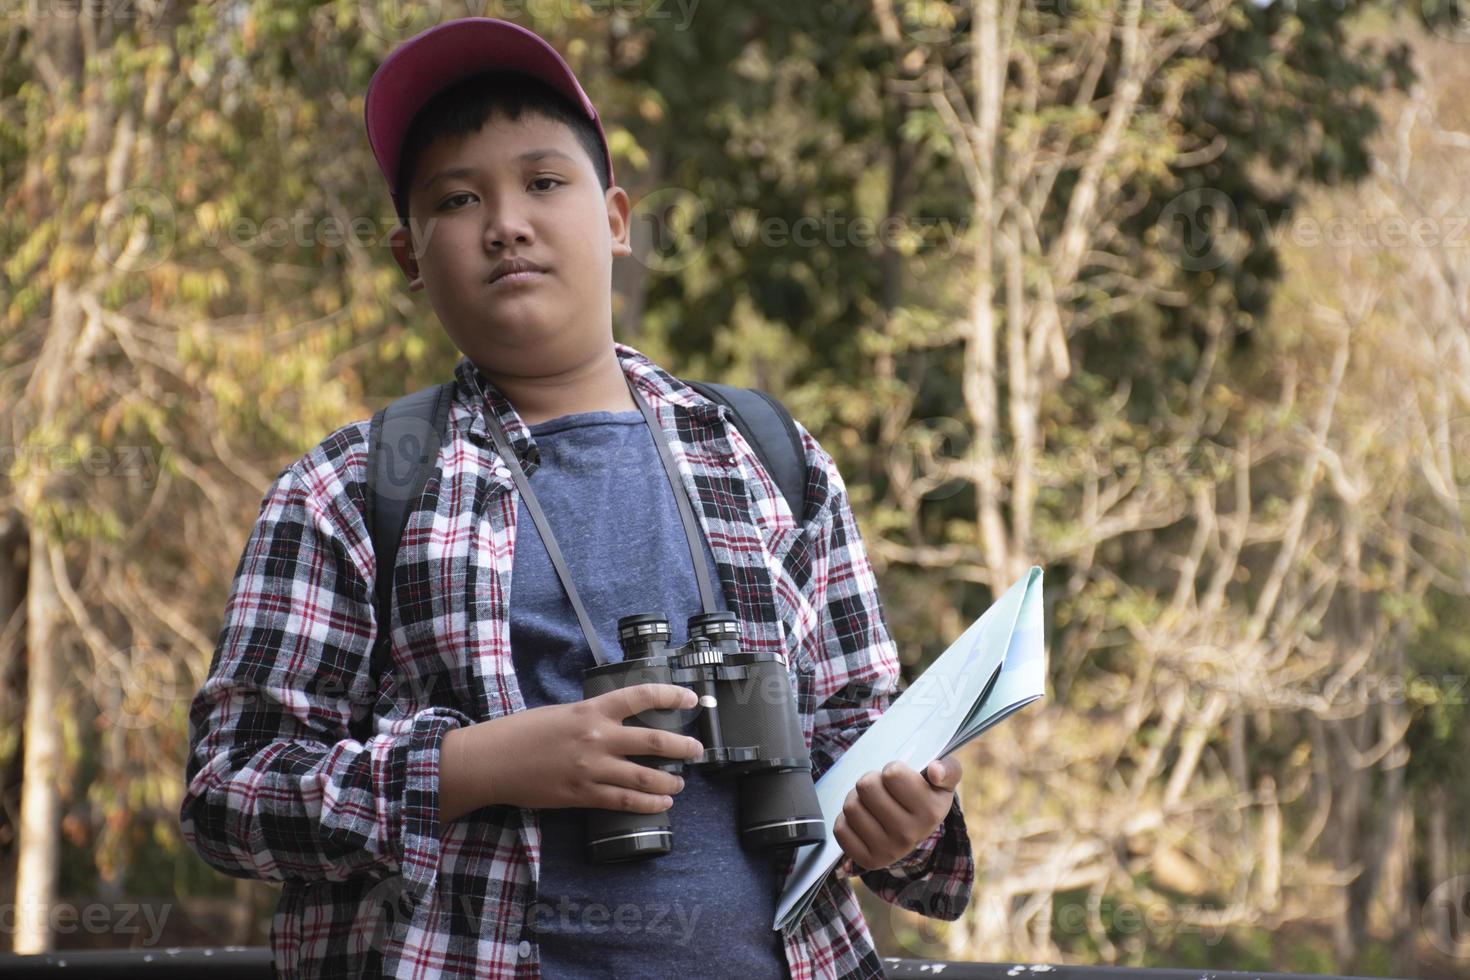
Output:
(774, 566), (1047, 932)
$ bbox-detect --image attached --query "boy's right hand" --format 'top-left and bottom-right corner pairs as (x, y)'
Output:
(439, 684), (704, 824)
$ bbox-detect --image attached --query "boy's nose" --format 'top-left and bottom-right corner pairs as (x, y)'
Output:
(486, 221), (534, 250)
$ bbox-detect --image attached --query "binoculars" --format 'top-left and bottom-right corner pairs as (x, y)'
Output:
(581, 610), (825, 863)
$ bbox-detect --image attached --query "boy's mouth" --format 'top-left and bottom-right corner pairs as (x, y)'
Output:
(487, 269), (546, 288)
(487, 257), (548, 286)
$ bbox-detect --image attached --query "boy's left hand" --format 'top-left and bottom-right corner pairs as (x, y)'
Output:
(833, 755), (963, 873)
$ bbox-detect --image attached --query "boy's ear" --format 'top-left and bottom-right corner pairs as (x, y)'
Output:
(389, 223), (425, 292)
(606, 185), (632, 259)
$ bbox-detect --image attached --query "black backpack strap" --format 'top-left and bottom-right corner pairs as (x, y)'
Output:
(364, 381), (454, 681)
(682, 379), (808, 524)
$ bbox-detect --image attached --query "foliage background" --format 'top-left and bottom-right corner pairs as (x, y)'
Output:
(3, 1), (1470, 975)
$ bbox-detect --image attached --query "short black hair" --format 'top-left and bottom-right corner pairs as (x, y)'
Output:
(394, 70), (611, 228)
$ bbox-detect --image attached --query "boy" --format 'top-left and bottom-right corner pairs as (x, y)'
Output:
(180, 17), (973, 980)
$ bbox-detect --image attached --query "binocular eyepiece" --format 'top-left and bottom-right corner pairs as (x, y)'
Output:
(580, 611), (825, 863)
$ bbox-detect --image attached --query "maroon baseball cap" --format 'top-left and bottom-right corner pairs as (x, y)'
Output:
(365, 18), (615, 218)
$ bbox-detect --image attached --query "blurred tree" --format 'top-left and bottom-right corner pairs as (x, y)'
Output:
(2, 0), (1467, 974)
(624, 0), (1460, 972)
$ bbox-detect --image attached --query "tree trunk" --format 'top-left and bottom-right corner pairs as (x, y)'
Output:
(1330, 713), (1367, 966)
(0, 509), (24, 718)
(11, 0), (92, 939)
(13, 529), (64, 954)
(0, 510), (27, 903)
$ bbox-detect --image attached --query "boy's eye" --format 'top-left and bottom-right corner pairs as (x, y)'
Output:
(438, 179), (559, 210)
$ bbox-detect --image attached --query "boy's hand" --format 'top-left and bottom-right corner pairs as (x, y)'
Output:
(833, 756), (962, 874)
(439, 684), (703, 826)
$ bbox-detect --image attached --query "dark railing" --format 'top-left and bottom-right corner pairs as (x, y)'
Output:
(881, 960), (1396, 979)
(0, 947), (269, 978)
(0, 947), (1398, 979)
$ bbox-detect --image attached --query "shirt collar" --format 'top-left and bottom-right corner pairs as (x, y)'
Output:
(449, 342), (726, 470)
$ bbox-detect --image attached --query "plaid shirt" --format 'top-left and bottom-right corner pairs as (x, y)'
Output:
(181, 343), (974, 979)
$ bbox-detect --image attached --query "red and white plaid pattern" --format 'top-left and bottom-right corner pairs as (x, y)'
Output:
(181, 343), (974, 979)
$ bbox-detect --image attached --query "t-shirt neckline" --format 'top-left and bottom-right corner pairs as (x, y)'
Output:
(528, 408), (644, 437)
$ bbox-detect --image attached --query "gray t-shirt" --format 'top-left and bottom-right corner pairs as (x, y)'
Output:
(508, 409), (788, 979)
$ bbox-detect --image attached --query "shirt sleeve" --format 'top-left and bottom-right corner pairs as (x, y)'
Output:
(802, 432), (975, 922)
(179, 462), (473, 898)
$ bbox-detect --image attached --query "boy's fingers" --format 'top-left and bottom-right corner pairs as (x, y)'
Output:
(602, 759), (687, 798)
(834, 814), (876, 872)
(858, 771), (914, 833)
(843, 788), (892, 847)
(614, 724), (703, 761)
(594, 783), (675, 813)
(925, 755), (963, 792)
(880, 763), (935, 815)
(599, 683), (698, 718)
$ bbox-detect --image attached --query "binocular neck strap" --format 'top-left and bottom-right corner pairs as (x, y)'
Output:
(481, 375), (722, 668)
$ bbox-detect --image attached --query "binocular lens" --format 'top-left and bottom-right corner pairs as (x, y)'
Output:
(586, 811), (674, 864)
(739, 768), (826, 849)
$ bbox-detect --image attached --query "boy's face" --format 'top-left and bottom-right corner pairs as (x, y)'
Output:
(390, 110), (631, 377)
